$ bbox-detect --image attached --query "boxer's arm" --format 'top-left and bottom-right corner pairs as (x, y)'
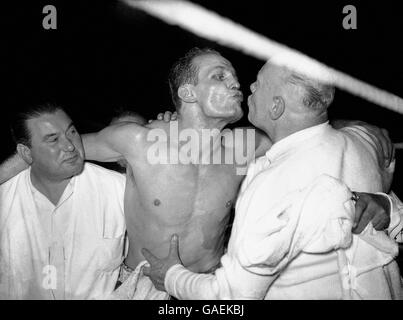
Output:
(352, 191), (403, 242)
(82, 122), (148, 162)
(331, 119), (394, 168)
(0, 153), (28, 184)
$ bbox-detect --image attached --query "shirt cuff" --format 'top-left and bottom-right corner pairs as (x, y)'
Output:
(377, 192), (403, 241)
(165, 264), (186, 298)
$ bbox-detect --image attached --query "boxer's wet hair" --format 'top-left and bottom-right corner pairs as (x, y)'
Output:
(168, 47), (221, 111)
(10, 103), (66, 147)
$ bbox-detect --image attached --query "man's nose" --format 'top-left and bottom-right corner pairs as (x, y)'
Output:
(229, 79), (240, 90)
(62, 137), (75, 152)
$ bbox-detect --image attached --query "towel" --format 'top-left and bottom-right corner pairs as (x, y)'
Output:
(108, 261), (169, 300)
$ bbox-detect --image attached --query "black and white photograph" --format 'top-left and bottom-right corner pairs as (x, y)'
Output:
(1, 0), (403, 308)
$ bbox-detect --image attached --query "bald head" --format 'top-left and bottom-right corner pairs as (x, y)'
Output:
(248, 61), (333, 142)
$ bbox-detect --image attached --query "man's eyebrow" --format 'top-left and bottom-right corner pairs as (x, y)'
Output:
(210, 65), (236, 75)
(43, 122), (75, 140)
(66, 122), (75, 131)
(208, 66), (225, 73)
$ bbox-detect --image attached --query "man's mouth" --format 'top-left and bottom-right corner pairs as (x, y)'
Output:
(232, 91), (244, 102)
(63, 154), (79, 163)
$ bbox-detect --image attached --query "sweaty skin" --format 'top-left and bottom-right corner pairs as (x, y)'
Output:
(83, 54), (270, 273)
(122, 121), (247, 272)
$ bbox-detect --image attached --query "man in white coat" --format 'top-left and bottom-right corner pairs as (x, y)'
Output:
(0, 104), (126, 299)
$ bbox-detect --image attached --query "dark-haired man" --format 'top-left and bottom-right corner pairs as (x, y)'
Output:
(0, 104), (126, 299)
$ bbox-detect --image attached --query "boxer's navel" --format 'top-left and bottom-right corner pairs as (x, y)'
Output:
(153, 199), (161, 206)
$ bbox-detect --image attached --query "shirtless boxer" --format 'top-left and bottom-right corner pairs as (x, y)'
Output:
(83, 48), (253, 273)
(82, 48), (394, 277)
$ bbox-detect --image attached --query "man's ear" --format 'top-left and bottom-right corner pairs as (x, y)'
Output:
(16, 143), (33, 165)
(178, 85), (197, 103)
(269, 96), (285, 120)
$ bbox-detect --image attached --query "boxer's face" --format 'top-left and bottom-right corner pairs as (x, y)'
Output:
(192, 53), (243, 123)
(25, 110), (84, 180)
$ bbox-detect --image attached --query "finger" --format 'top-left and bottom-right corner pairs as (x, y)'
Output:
(163, 112), (172, 122)
(141, 248), (159, 264)
(353, 206), (374, 234)
(380, 128), (391, 167)
(143, 266), (151, 277)
(353, 194), (367, 227)
(172, 111), (178, 120)
(389, 143), (396, 168)
(371, 135), (384, 167)
(373, 219), (387, 231)
(168, 234), (179, 258)
(372, 214), (390, 231)
(371, 212), (384, 230)
(157, 113), (163, 120)
(148, 119), (153, 123)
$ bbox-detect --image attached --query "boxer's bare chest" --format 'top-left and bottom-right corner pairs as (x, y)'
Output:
(127, 159), (242, 222)
(124, 159), (244, 270)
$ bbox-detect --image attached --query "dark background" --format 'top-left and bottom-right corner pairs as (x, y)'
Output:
(1, 0), (403, 197)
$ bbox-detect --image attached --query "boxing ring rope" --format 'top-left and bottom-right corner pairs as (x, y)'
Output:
(122, 0), (403, 149)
